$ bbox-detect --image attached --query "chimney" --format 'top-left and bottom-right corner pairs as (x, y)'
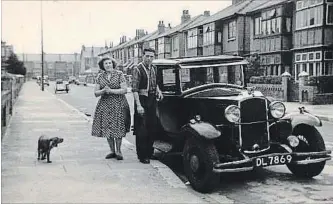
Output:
(82, 45), (85, 51)
(181, 10), (191, 24)
(204, 11), (210, 17)
(158, 20), (165, 34)
(146, 31), (148, 35)
(168, 23), (172, 28)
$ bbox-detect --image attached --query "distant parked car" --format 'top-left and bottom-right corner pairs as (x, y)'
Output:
(77, 76), (87, 86)
(54, 79), (69, 93)
(68, 76), (76, 84)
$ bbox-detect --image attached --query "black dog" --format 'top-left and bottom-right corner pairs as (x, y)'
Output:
(37, 135), (64, 163)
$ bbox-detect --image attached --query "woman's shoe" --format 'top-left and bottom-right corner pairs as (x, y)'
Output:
(116, 152), (123, 160)
(105, 152), (116, 159)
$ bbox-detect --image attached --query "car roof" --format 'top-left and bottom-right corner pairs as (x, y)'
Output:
(152, 55), (247, 68)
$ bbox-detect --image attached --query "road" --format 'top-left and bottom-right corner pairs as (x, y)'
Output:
(46, 82), (333, 203)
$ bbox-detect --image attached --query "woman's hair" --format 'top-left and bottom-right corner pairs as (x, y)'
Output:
(98, 57), (117, 71)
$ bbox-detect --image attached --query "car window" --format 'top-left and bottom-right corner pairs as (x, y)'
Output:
(157, 67), (178, 94)
(181, 66), (243, 91)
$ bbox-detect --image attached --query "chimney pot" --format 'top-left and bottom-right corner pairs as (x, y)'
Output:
(204, 10), (210, 16)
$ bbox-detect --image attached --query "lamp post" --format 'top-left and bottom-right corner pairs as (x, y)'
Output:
(40, 0), (45, 91)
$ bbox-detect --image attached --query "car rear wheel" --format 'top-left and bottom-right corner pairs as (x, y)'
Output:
(287, 125), (326, 178)
(183, 136), (220, 193)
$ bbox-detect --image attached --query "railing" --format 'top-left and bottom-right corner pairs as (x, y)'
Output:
(1, 74), (25, 138)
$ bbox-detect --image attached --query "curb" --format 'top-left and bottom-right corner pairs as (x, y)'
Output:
(44, 88), (187, 188)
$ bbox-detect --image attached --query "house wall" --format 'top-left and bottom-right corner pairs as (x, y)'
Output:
(223, 18), (239, 55)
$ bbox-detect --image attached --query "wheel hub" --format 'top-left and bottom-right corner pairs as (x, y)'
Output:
(190, 155), (200, 172)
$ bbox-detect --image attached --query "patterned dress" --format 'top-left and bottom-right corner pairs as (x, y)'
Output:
(92, 70), (129, 139)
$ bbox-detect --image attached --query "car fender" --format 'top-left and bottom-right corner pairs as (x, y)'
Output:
(182, 121), (221, 140)
(282, 112), (322, 129)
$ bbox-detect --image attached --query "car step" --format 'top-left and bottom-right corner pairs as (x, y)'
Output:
(153, 140), (173, 153)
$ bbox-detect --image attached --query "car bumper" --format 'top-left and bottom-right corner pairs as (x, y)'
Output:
(213, 150), (331, 173)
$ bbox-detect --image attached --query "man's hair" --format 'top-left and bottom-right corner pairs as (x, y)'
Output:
(143, 48), (156, 55)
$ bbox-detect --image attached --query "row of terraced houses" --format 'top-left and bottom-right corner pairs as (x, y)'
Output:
(98, 0), (333, 82)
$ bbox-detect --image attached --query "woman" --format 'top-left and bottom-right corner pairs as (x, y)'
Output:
(92, 57), (130, 160)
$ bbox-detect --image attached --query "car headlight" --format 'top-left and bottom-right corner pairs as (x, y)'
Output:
(269, 101), (286, 119)
(225, 105), (240, 123)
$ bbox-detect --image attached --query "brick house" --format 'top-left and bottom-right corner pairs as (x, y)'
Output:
(160, 10), (211, 59)
(292, 0), (333, 80)
(142, 20), (170, 58)
(247, 0), (294, 77)
(183, 0), (267, 58)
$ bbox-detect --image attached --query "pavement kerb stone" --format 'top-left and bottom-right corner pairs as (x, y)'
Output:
(43, 88), (186, 188)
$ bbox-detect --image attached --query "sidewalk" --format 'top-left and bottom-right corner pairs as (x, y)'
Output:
(284, 102), (333, 122)
(1, 82), (207, 203)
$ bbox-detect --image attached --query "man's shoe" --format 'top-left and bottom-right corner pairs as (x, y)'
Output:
(105, 153), (116, 159)
(139, 159), (150, 164)
(116, 153), (123, 160)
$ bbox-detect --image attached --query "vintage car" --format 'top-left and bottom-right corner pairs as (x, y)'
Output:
(54, 79), (69, 93)
(151, 55), (332, 193)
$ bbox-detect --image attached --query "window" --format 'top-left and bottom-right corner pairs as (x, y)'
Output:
(286, 18), (292, 32)
(228, 20), (236, 39)
(309, 52), (314, 60)
(203, 23), (215, 45)
(187, 29), (198, 49)
(327, 3), (333, 24)
(160, 68), (178, 93)
(262, 20), (266, 35)
(172, 36), (179, 51)
(325, 51), (333, 60)
(254, 17), (262, 36)
(296, 5), (323, 29)
(217, 32), (222, 43)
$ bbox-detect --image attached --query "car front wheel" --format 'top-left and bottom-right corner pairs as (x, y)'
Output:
(287, 125), (326, 178)
(183, 136), (220, 193)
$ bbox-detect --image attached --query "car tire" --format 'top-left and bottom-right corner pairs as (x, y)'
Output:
(287, 125), (326, 178)
(183, 136), (220, 193)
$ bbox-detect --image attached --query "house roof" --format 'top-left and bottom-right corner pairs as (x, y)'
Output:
(179, 15), (210, 32)
(144, 27), (172, 41)
(186, 0), (271, 30)
(246, 0), (290, 14)
(126, 31), (158, 47)
(157, 15), (203, 38)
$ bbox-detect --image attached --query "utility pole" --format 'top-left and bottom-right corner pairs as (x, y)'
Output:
(41, 0), (45, 91)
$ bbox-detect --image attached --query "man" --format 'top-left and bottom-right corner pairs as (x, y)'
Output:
(132, 48), (163, 164)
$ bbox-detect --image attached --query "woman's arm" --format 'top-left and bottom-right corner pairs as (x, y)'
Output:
(108, 72), (128, 95)
(94, 83), (105, 97)
(108, 82), (127, 95)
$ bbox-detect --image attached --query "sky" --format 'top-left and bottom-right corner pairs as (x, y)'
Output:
(1, 0), (231, 54)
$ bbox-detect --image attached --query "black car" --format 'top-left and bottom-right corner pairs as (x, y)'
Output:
(151, 55), (332, 193)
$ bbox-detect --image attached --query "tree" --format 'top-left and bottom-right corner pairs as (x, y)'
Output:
(5, 53), (26, 75)
(245, 53), (262, 83)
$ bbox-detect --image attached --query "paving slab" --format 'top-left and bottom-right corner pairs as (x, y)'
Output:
(1, 82), (208, 203)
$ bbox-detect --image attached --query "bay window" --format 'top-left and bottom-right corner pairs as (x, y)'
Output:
(158, 38), (164, 54)
(203, 23), (215, 45)
(295, 0), (323, 29)
(187, 29), (198, 49)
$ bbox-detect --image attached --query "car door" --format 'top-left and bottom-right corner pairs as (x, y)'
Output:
(156, 66), (183, 138)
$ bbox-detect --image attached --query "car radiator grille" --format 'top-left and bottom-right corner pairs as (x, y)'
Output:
(240, 98), (269, 151)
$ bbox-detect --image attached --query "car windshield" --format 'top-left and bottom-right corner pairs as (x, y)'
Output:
(179, 66), (244, 91)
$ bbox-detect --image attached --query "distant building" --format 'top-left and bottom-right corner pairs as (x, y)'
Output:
(80, 45), (107, 75)
(17, 53), (80, 80)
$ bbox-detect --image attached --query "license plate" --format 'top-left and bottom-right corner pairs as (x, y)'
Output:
(254, 154), (293, 167)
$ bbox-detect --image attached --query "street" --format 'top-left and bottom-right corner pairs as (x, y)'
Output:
(46, 81), (333, 203)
